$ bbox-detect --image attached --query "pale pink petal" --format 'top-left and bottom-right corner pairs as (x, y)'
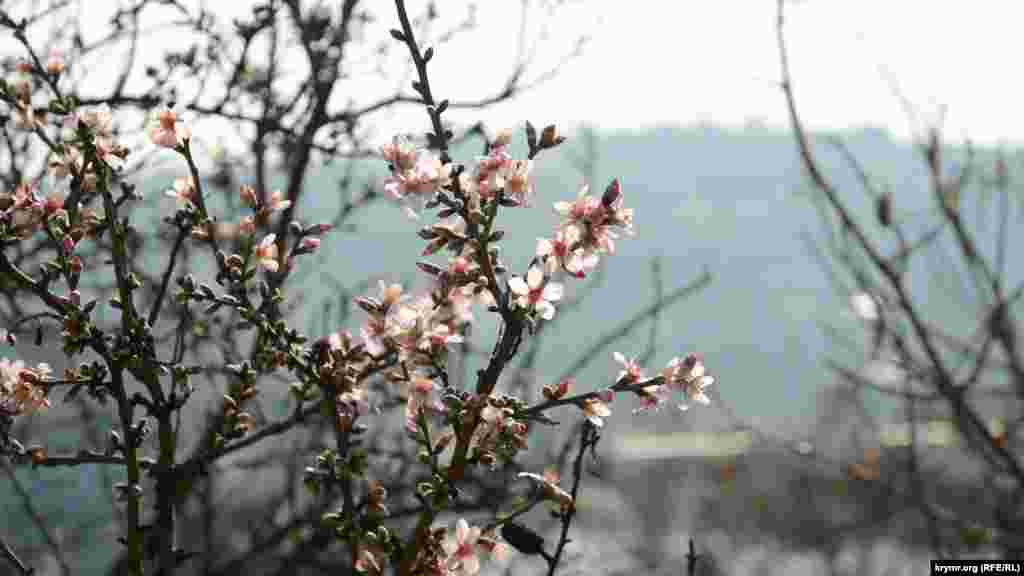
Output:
(507, 276), (529, 296)
(542, 282), (564, 302)
(526, 266), (543, 290)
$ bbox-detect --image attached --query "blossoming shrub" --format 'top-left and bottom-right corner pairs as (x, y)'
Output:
(0, 6), (715, 575)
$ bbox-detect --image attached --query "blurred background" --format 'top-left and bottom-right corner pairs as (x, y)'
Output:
(1, 1), (1022, 575)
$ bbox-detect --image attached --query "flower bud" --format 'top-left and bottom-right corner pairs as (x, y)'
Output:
(45, 51), (66, 75)
(601, 178), (621, 208)
(493, 128), (513, 149)
(416, 261), (445, 277)
(540, 124), (565, 149)
(305, 223), (332, 236)
(239, 185), (258, 208)
(236, 215), (255, 236)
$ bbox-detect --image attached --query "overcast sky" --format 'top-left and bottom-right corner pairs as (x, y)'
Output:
(458, 1), (1023, 145)
(7, 1), (1023, 146)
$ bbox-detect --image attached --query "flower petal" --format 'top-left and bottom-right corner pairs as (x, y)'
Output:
(526, 266), (543, 289)
(508, 276), (528, 296)
(542, 282), (564, 302)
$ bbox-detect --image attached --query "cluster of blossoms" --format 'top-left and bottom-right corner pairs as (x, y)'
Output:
(467, 395), (530, 468)
(309, 331), (374, 430)
(1, 103), (124, 247)
(410, 518), (505, 576)
(381, 135), (453, 218)
(353, 518), (504, 576)
(634, 352), (715, 413)
(537, 178), (634, 279)
(461, 129), (533, 207)
(0, 358), (52, 418)
(5, 51), (67, 129)
(356, 281), (470, 364)
(353, 280), (472, 427)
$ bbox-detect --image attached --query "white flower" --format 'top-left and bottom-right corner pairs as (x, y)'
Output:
(508, 265), (563, 320)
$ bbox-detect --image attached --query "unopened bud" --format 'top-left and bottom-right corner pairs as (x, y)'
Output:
(298, 237), (321, 253)
(493, 128), (513, 148)
(601, 178), (621, 208)
(305, 223), (332, 236)
(45, 51), (66, 75)
(540, 125), (565, 149)
(239, 185), (258, 208)
(28, 445), (47, 465)
(416, 261), (445, 277)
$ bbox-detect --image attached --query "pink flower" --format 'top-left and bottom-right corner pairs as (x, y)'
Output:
(255, 233), (279, 272)
(633, 384), (669, 414)
(354, 547), (382, 575)
(508, 265), (563, 320)
(554, 185), (601, 223)
(405, 372), (440, 425)
(380, 135), (419, 171)
(662, 354), (715, 411)
(238, 215), (255, 236)
(444, 519), (482, 576)
(613, 352), (644, 385)
(164, 177), (196, 207)
(502, 159), (533, 206)
(266, 189), (291, 212)
(239, 185), (258, 208)
(419, 322), (464, 353)
(536, 227), (596, 278)
(78, 105), (114, 137)
(149, 109), (191, 148)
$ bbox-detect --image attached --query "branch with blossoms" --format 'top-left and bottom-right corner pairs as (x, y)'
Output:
(0, 1), (712, 575)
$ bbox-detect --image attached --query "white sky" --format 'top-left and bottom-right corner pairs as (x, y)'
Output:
(6, 1), (1024, 146)
(456, 0), (1024, 145)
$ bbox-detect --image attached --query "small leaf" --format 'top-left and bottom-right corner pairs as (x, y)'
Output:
(423, 46), (434, 62)
(389, 28), (406, 42)
(436, 99), (448, 115)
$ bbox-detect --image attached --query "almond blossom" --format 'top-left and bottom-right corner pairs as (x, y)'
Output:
(404, 371), (442, 426)
(0, 359), (51, 417)
(501, 159), (533, 206)
(265, 189), (292, 213)
(662, 353), (715, 411)
(442, 519), (483, 576)
(613, 351), (644, 385)
(536, 226), (596, 278)
(149, 109), (191, 149)
(254, 233), (279, 272)
(381, 142), (452, 219)
(164, 177), (196, 207)
(508, 265), (563, 320)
